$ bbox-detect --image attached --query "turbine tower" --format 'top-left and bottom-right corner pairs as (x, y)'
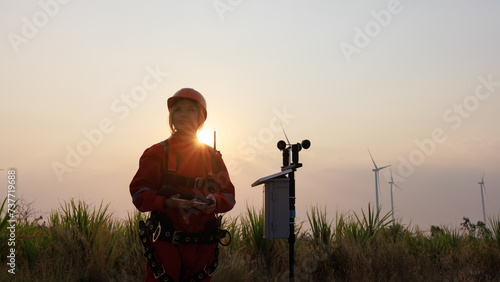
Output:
(368, 149), (390, 224)
(478, 173), (488, 229)
(388, 166), (401, 224)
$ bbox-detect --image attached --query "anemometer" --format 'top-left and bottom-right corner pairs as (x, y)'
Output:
(252, 126), (310, 282)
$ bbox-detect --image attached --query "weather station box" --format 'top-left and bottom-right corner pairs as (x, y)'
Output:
(251, 169), (292, 240)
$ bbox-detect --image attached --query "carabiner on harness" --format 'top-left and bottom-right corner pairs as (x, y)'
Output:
(152, 221), (161, 243)
(218, 229), (232, 246)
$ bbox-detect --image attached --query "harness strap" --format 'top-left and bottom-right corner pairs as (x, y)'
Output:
(139, 219), (175, 282)
(167, 149), (178, 173)
(201, 148), (215, 178)
(185, 247), (219, 282)
(139, 218), (220, 282)
(157, 228), (220, 245)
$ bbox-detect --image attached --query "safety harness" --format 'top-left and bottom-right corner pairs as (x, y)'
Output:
(138, 139), (231, 282)
(139, 214), (225, 282)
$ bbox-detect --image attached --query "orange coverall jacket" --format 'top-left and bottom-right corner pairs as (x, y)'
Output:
(130, 133), (236, 281)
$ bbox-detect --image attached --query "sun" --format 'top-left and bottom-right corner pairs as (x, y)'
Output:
(197, 129), (213, 146)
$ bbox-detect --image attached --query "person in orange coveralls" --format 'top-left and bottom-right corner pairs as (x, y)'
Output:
(130, 88), (236, 282)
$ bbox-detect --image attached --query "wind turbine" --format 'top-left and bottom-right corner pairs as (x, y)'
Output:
(368, 149), (390, 224)
(478, 173), (488, 228)
(388, 166), (401, 224)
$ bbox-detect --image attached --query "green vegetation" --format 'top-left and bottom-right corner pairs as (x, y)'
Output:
(1, 198), (499, 281)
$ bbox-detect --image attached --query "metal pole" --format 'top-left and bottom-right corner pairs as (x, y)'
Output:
(289, 144), (300, 282)
(375, 170), (379, 225)
(289, 169), (295, 282)
(281, 146), (294, 281)
(390, 184), (394, 223)
(480, 183), (486, 228)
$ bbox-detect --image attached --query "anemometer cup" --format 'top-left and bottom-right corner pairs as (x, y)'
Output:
(277, 140), (287, 150)
(277, 139), (311, 151)
(294, 140), (312, 151)
(301, 140), (311, 150)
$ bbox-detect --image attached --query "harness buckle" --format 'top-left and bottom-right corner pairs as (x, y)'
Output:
(153, 265), (166, 280)
(152, 222), (161, 243)
(171, 231), (181, 244)
(194, 177), (204, 189)
(203, 263), (214, 276)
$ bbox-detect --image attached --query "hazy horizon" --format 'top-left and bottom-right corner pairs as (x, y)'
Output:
(1, 0), (499, 230)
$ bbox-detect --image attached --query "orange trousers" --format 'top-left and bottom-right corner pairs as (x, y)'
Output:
(144, 240), (216, 282)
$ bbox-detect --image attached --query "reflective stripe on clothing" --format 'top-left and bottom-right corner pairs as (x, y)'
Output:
(222, 192), (236, 206)
(132, 187), (152, 202)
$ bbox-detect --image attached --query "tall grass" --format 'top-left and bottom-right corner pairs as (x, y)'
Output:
(489, 214), (500, 247)
(307, 205), (333, 246)
(0, 197), (13, 257)
(0, 198), (147, 281)
(1, 197), (499, 281)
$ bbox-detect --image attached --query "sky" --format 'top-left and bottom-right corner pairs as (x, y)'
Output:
(1, 0), (499, 230)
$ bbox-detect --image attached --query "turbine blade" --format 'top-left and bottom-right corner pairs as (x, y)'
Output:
(379, 165), (391, 170)
(390, 165), (394, 182)
(394, 183), (402, 191)
(368, 148), (378, 169)
(483, 183), (489, 199)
